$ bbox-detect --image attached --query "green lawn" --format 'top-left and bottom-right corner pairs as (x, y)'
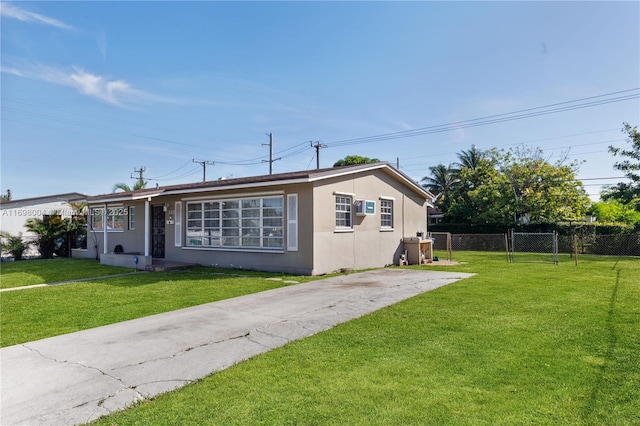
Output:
(0, 258), (131, 289)
(87, 252), (639, 425)
(0, 263), (320, 347)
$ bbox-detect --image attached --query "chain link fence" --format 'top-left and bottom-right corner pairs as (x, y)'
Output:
(430, 232), (640, 259)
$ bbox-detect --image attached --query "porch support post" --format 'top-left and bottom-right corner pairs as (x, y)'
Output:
(144, 198), (150, 257)
(102, 203), (108, 254)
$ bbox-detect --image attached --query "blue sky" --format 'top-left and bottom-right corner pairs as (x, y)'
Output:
(1, 1), (638, 201)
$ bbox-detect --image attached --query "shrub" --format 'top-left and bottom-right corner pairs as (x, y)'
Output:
(0, 232), (31, 261)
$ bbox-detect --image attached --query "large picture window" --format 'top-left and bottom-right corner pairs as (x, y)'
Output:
(186, 196), (283, 249)
(335, 195), (352, 228)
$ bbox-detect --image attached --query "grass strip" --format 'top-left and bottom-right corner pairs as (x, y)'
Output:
(89, 252), (639, 425)
(0, 258), (131, 289)
(0, 269), (319, 347)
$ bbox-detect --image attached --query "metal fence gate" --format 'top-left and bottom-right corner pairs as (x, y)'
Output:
(509, 231), (558, 264)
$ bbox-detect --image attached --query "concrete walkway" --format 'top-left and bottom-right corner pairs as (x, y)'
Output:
(0, 269), (473, 426)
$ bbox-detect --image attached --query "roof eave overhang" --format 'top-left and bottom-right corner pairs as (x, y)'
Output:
(87, 190), (165, 204)
(160, 178), (311, 197)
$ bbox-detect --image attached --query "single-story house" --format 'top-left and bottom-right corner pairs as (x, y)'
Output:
(78, 162), (435, 275)
(1, 192), (87, 257)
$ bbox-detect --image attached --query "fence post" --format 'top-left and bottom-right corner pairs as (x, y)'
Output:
(504, 233), (510, 263)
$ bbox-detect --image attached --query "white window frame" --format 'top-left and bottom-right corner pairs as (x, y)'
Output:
(380, 198), (394, 230)
(128, 206), (136, 230)
(185, 196), (284, 250)
(335, 195), (353, 230)
(90, 206), (125, 232)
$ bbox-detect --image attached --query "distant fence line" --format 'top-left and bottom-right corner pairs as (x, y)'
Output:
(430, 233), (640, 257)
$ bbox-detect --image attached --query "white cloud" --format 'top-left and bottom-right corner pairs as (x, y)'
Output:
(0, 3), (74, 31)
(2, 63), (175, 107)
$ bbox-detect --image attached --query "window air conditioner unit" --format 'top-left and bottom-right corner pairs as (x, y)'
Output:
(354, 199), (375, 216)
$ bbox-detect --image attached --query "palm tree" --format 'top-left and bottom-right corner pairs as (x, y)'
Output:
(454, 145), (486, 171)
(421, 164), (459, 204)
(25, 216), (67, 258)
(112, 180), (146, 193)
(0, 231), (31, 260)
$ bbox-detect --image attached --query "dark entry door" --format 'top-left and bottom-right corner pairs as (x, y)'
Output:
(152, 205), (165, 258)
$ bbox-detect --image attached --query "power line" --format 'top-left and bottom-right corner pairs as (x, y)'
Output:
(325, 89), (638, 148)
(399, 137), (627, 171)
(400, 128), (620, 162)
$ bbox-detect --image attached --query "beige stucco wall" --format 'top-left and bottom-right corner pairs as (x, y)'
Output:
(311, 169), (427, 275)
(86, 168), (428, 276)
(112, 183), (317, 275)
(86, 201), (146, 260)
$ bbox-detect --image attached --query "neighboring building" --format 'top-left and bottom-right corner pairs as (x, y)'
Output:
(0, 192), (87, 257)
(80, 163), (435, 275)
(428, 206), (444, 225)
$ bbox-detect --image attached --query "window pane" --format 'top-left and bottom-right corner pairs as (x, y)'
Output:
(242, 237), (260, 247)
(263, 237), (283, 248)
(242, 199), (260, 209)
(263, 198), (283, 208)
(223, 237), (239, 246)
(263, 218), (283, 227)
(222, 228), (239, 237)
(242, 208), (260, 218)
(91, 209), (103, 231)
(222, 218), (239, 228)
(222, 200), (239, 209)
(242, 218), (261, 228)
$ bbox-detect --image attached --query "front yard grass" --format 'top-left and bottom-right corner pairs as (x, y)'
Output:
(0, 258), (131, 289)
(0, 266), (320, 347)
(89, 252), (639, 425)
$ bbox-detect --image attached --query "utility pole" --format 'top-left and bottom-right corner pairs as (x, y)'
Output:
(192, 159), (215, 182)
(396, 157), (400, 169)
(131, 166), (146, 187)
(310, 141), (327, 169)
(262, 132), (280, 174)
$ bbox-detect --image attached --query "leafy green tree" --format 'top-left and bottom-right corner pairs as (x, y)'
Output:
(333, 155), (380, 167)
(0, 231), (31, 260)
(500, 147), (590, 223)
(603, 123), (640, 204)
(590, 199), (640, 225)
(445, 151), (512, 224)
(442, 145), (589, 225)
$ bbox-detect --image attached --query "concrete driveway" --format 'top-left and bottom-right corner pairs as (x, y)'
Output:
(1, 268), (473, 426)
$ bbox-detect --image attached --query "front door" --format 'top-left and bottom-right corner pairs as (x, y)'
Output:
(151, 205), (165, 258)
